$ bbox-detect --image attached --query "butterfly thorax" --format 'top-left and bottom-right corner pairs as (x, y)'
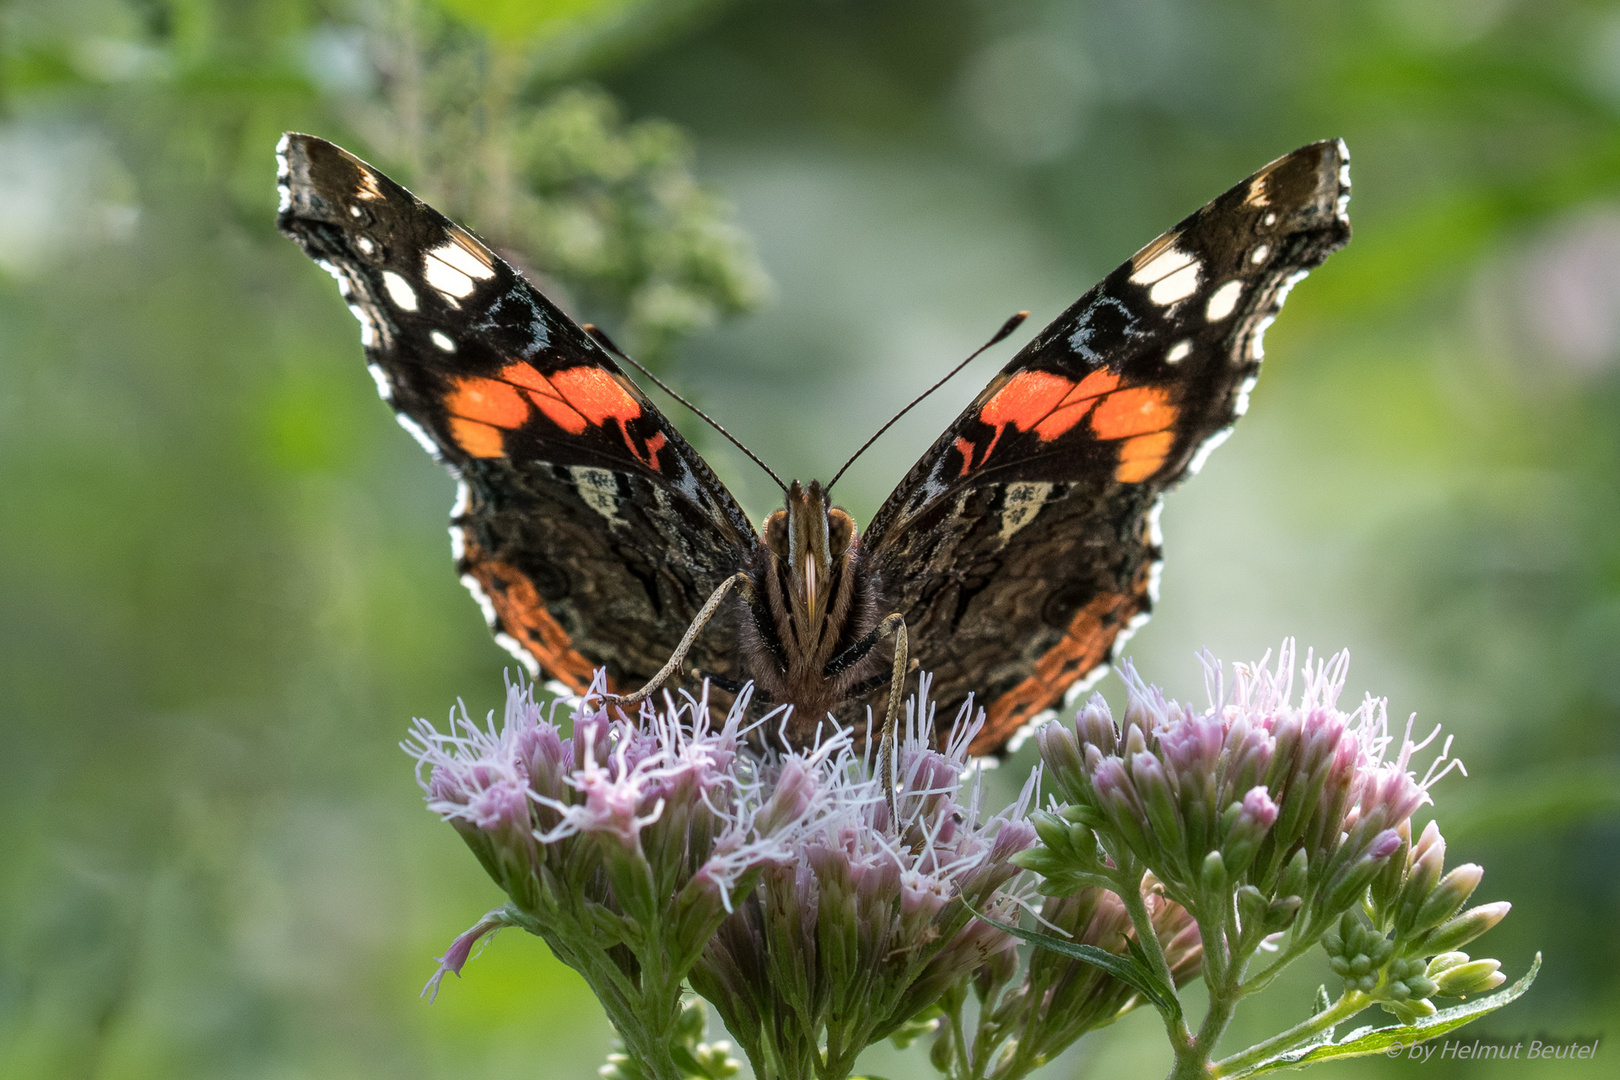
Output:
(740, 479), (886, 741)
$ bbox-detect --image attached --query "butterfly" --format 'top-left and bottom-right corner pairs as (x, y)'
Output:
(277, 133), (1350, 757)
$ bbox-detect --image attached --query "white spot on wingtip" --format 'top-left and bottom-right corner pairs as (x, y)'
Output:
(277, 183), (291, 214)
(448, 523), (467, 561)
(1146, 557), (1164, 604)
(430, 330), (456, 352)
(423, 254), (477, 300)
(356, 236), (374, 255)
(382, 270), (418, 311)
(1186, 426), (1233, 475)
(395, 413), (441, 458)
(1263, 211), (1278, 227)
(1250, 243), (1269, 264)
(428, 238), (495, 280)
(1166, 339), (1192, 364)
(452, 479), (472, 518)
(1146, 497), (1165, 547)
(1205, 280), (1244, 322)
(349, 205), (363, 218)
(1130, 242), (1194, 283)
(1133, 246), (1202, 306)
(1150, 263), (1200, 306)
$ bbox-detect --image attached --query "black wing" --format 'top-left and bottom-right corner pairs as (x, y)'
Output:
(276, 133), (757, 693)
(864, 140), (1352, 753)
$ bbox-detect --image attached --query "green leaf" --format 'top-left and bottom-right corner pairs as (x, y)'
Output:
(960, 898), (1181, 1021)
(1228, 953), (1540, 1078)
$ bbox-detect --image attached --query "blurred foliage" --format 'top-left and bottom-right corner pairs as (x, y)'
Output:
(345, 1), (770, 356)
(1, 0), (1618, 1079)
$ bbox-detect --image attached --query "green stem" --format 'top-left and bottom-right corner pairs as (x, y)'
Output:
(1117, 871), (1194, 1053)
(1210, 991), (1369, 1078)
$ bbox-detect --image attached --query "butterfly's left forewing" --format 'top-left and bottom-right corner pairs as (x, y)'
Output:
(276, 134), (757, 694)
(866, 140), (1352, 754)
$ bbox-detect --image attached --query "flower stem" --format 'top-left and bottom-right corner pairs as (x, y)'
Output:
(1209, 991), (1369, 1078)
(1117, 871), (1194, 1053)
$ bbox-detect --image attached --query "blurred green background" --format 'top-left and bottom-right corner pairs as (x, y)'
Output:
(3, 1), (1617, 1077)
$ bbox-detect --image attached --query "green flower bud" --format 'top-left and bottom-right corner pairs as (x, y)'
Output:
(1265, 895), (1302, 932)
(1432, 957), (1506, 997)
(1236, 884), (1267, 930)
(1275, 846), (1309, 901)
(1381, 997), (1438, 1023)
(1202, 850), (1229, 893)
(1410, 863), (1483, 934)
(1383, 957), (1438, 1001)
(1425, 951), (1471, 977)
(1421, 901), (1511, 954)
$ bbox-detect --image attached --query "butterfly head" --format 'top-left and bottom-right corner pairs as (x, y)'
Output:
(761, 480), (859, 651)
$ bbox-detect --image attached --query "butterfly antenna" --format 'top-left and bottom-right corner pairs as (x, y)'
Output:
(825, 310), (1028, 494)
(582, 324), (789, 494)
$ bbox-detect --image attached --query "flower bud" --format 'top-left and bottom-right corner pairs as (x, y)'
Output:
(1275, 847), (1309, 902)
(1092, 757), (1155, 862)
(1234, 884), (1268, 951)
(1038, 722), (1088, 802)
(1265, 894), (1301, 932)
(1383, 956), (1437, 1002)
(1077, 695), (1118, 756)
(1390, 831), (1446, 934)
(1319, 832), (1400, 918)
(1426, 950), (1468, 973)
(1432, 956), (1505, 997)
(1201, 850), (1228, 894)
(1421, 900), (1511, 954)
(1382, 997), (1438, 1023)
(1220, 787), (1278, 880)
(1410, 863), (1483, 934)
(1132, 752), (1186, 861)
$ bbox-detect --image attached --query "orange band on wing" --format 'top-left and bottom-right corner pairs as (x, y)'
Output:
(971, 591), (1139, 756)
(448, 416), (507, 458)
(1089, 385), (1176, 440)
(442, 362), (657, 459)
(445, 373), (530, 429)
(975, 368), (1139, 454)
(1114, 430), (1176, 483)
(547, 366), (642, 426)
(462, 544), (599, 692)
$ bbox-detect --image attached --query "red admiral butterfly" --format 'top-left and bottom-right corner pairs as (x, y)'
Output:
(277, 134), (1349, 757)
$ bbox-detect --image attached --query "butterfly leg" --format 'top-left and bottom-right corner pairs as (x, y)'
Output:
(871, 613), (908, 831)
(604, 572), (749, 711)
